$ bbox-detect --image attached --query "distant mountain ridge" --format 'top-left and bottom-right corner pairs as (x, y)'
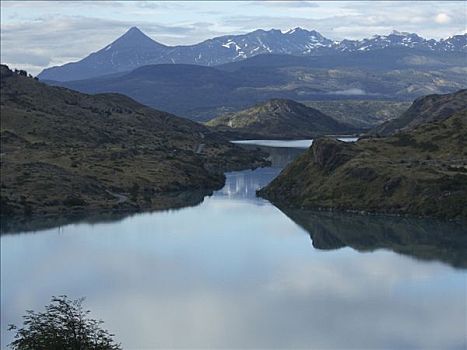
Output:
(51, 48), (467, 121)
(38, 27), (467, 81)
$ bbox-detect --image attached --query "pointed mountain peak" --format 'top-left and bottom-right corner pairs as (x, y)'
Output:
(128, 26), (142, 33)
(121, 26), (150, 39)
(108, 26), (166, 49)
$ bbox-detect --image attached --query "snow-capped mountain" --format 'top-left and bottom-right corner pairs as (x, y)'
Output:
(334, 30), (467, 52)
(164, 28), (334, 66)
(38, 27), (467, 81)
(436, 34), (467, 51)
(335, 31), (430, 51)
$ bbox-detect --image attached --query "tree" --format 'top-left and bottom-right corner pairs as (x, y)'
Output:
(8, 296), (121, 350)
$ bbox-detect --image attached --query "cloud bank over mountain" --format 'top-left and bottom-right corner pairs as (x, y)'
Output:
(1, 1), (465, 74)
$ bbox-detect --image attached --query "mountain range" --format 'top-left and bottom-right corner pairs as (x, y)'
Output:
(50, 48), (467, 121)
(38, 27), (467, 81)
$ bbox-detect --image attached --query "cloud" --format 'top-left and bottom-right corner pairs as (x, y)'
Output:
(253, 1), (320, 8)
(435, 13), (452, 24)
(2, 208), (465, 349)
(0, 15), (224, 74)
(1, 1), (466, 75)
(1, 49), (51, 66)
(220, 2), (466, 41)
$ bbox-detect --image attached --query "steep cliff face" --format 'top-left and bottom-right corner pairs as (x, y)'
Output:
(311, 139), (359, 171)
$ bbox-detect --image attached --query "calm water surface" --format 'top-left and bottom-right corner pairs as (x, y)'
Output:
(1, 142), (466, 349)
(232, 137), (358, 148)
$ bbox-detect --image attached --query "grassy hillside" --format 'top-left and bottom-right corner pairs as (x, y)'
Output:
(0, 65), (267, 222)
(372, 89), (467, 135)
(302, 100), (411, 128)
(207, 99), (356, 139)
(258, 109), (467, 219)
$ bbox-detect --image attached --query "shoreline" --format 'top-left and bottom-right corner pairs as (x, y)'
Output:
(256, 192), (467, 223)
(1, 161), (271, 235)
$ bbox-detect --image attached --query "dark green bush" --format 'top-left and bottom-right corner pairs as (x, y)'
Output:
(8, 296), (121, 350)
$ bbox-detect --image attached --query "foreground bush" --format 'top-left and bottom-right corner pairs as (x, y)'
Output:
(8, 296), (121, 350)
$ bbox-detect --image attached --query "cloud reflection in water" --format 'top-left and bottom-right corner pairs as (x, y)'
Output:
(1, 157), (465, 349)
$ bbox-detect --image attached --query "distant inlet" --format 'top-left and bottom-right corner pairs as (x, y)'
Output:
(232, 137), (358, 149)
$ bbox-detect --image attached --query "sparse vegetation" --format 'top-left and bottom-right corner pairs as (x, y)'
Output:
(372, 89), (467, 135)
(259, 101), (467, 219)
(0, 64), (268, 223)
(302, 100), (411, 128)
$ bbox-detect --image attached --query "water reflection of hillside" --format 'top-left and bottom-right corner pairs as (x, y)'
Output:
(215, 146), (306, 200)
(215, 168), (281, 200)
(280, 208), (467, 269)
(1, 190), (209, 235)
(240, 145), (305, 168)
(266, 147), (305, 168)
(2, 147), (307, 234)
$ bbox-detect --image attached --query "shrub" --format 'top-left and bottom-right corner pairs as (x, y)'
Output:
(8, 296), (121, 350)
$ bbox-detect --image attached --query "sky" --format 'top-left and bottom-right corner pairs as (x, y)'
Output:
(1, 1), (466, 75)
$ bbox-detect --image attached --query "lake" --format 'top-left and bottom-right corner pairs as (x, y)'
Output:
(1, 142), (466, 349)
(232, 137), (358, 149)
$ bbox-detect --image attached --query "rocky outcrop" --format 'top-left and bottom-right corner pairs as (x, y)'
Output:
(312, 138), (358, 171)
(258, 106), (467, 220)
